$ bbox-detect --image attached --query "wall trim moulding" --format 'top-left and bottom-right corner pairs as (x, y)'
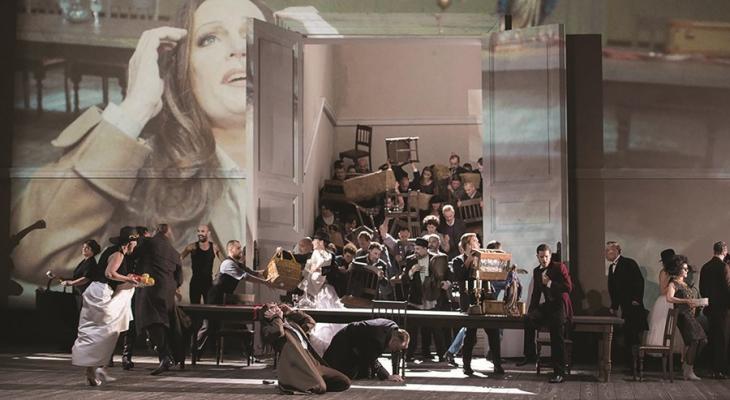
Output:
(335, 116), (481, 127)
(575, 168), (730, 180)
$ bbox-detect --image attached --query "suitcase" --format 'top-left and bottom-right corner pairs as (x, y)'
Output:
(667, 19), (730, 57)
(342, 168), (396, 202)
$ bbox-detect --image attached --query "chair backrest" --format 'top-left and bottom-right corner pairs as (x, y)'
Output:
(662, 307), (678, 348)
(457, 198), (483, 224)
(371, 300), (408, 330)
(348, 262), (380, 299)
(354, 124), (373, 151)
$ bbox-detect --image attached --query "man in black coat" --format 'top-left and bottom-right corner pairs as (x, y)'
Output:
(605, 241), (648, 368)
(452, 233), (503, 376)
(323, 318), (409, 382)
(403, 238), (448, 362)
(700, 241), (730, 379)
(134, 224), (183, 375)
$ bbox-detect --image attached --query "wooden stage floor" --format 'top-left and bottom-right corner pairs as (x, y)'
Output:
(1, 352), (729, 400)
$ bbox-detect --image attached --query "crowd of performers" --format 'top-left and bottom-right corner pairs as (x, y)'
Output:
(58, 213), (730, 391)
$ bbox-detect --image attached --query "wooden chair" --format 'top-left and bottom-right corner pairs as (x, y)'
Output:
(457, 198), (483, 225)
(371, 300), (408, 377)
(341, 263), (380, 308)
(217, 293), (255, 366)
(634, 308), (678, 382)
(339, 124), (373, 171)
(536, 323), (573, 375)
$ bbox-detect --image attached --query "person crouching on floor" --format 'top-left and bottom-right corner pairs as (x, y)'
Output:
(260, 303), (351, 394)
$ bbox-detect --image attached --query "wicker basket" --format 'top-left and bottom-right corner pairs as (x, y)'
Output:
(343, 168), (396, 202)
(263, 250), (302, 291)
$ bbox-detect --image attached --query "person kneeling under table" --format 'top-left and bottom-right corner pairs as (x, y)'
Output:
(323, 318), (409, 382)
(260, 303), (351, 394)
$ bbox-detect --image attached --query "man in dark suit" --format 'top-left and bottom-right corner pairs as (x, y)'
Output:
(605, 241), (649, 368)
(134, 224), (183, 375)
(518, 244), (573, 383)
(403, 238), (448, 361)
(700, 241), (730, 379)
(323, 318), (409, 382)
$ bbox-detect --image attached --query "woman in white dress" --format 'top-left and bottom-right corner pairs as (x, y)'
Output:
(645, 248), (685, 351)
(297, 231), (347, 355)
(69, 227), (139, 386)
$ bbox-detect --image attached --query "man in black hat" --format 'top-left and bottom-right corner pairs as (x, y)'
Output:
(605, 241), (648, 370)
(700, 241), (730, 379)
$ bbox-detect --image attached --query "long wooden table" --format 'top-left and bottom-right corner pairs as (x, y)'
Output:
(181, 304), (623, 382)
(16, 14), (166, 111)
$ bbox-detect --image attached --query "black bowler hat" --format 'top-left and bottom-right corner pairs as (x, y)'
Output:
(110, 226), (139, 245)
(659, 248), (676, 265)
(414, 238), (428, 248)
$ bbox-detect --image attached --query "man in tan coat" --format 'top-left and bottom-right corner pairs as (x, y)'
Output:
(261, 303), (350, 394)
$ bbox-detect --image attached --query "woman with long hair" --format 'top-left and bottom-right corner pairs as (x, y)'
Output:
(666, 254), (707, 380)
(71, 227), (139, 386)
(11, 0), (277, 289)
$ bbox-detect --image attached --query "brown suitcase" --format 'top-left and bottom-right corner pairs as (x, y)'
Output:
(342, 168), (396, 202)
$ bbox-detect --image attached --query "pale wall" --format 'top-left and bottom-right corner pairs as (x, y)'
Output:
(302, 43), (337, 235)
(575, 80), (730, 312)
(329, 40), (483, 170)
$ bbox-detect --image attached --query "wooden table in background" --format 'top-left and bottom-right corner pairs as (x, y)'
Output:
(16, 14), (166, 110)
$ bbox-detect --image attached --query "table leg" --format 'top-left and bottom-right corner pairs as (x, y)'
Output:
(602, 328), (613, 382)
(191, 318), (199, 366)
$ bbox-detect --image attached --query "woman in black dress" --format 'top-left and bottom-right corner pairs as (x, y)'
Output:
(61, 240), (102, 295)
(666, 254), (707, 381)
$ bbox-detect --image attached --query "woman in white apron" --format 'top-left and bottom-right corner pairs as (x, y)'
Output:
(69, 226), (139, 386)
(297, 231), (347, 355)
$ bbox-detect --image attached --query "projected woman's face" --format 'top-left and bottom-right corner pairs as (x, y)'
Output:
(190, 0), (264, 129)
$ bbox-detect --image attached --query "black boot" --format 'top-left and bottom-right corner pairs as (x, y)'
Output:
(443, 351), (458, 367)
(122, 344), (134, 370)
(151, 356), (173, 376)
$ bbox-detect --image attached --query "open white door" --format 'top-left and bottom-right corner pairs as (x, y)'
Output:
(482, 24), (568, 356)
(246, 19), (305, 302)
